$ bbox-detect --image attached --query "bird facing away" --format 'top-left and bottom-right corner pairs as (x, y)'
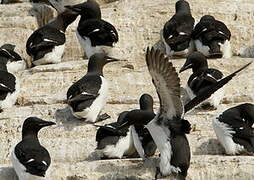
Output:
(192, 15), (232, 58)
(145, 47), (191, 179)
(65, 0), (119, 58)
(67, 53), (119, 122)
(96, 93), (156, 159)
(179, 52), (251, 110)
(213, 103), (254, 155)
(0, 43), (26, 73)
(11, 117), (56, 180)
(26, 8), (79, 66)
(162, 0), (195, 57)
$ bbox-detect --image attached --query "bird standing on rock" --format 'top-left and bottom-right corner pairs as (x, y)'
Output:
(192, 15), (232, 58)
(144, 47), (191, 179)
(26, 8), (79, 66)
(65, 0), (119, 58)
(11, 117), (56, 180)
(67, 53), (119, 123)
(213, 103), (254, 155)
(162, 0), (195, 57)
(96, 94), (156, 159)
(179, 52), (251, 110)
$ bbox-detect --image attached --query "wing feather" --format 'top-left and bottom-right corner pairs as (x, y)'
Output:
(146, 47), (183, 119)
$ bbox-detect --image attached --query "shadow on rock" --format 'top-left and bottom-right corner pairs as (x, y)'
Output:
(193, 138), (225, 155)
(85, 151), (103, 161)
(54, 107), (90, 130)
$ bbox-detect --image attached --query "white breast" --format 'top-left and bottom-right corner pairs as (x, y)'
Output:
(219, 40), (232, 58)
(212, 118), (245, 155)
(146, 118), (180, 176)
(32, 44), (65, 66)
(76, 31), (106, 59)
(100, 128), (135, 158)
(194, 39), (210, 57)
(71, 76), (109, 122)
(0, 77), (20, 109)
(7, 60), (26, 73)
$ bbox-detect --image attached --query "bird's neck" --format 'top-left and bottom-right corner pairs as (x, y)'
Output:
(80, 12), (101, 22)
(22, 131), (39, 141)
(192, 65), (208, 74)
(87, 66), (103, 76)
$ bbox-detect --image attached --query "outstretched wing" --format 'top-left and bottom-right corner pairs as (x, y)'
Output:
(145, 47), (183, 119)
(184, 62), (252, 112)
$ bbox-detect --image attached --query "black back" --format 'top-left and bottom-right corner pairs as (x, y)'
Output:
(96, 122), (129, 150)
(192, 15), (231, 55)
(0, 44), (22, 62)
(163, 0), (194, 51)
(0, 71), (16, 100)
(218, 103), (254, 152)
(26, 26), (66, 61)
(26, 9), (78, 61)
(14, 139), (51, 177)
(77, 19), (118, 47)
(188, 68), (223, 95)
(67, 74), (101, 112)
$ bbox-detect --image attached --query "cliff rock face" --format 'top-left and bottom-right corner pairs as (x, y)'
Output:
(0, 0), (254, 179)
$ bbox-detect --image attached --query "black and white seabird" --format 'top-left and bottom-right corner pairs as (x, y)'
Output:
(0, 63), (19, 110)
(179, 52), (251, 109)
(144, 48), (191, 179)
(162, 0), (195, 57)
(26, 8), (79, 66)
(65, 0), (119, 58)
(116, 48), (246, 179)
(213, 103), (254, 155)
(192, 15), (232, 58)
(67, 53), (119, 122)
(96, 94), (156, 159)
(0, 44), (26, 73)
(11, 117), (56, 179)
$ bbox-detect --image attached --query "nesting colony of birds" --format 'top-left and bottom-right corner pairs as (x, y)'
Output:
(0, 0), (254, 179)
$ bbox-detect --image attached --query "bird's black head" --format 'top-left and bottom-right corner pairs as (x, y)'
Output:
(87, 53), (119, 75)
(239, 103), (254, 125)
(0, 44), (15, 51)
(179, 52), (208, 73)
(22, 117), (56, 139)
(175, 0), (191, 14)
(139, 93), (154, 112)
(200, 15), (215, 22)
(65, 0), (101, 20)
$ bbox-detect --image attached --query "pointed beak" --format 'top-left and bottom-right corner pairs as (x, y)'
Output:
(39, 121), (56, 127)
(179, 63), (192, 73)
(64, 5), (82, 13)
(105, 56), (120, 63)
